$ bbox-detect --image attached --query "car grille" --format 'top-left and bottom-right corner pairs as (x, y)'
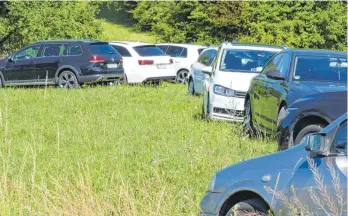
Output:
(213, 107), (244, 117)
(235, 91), (247, 98)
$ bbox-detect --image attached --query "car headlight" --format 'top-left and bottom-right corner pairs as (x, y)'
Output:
(207, 175), (216, 192)
(213, 84), (235, 97)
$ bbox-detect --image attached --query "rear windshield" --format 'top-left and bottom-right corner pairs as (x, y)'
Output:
(220, 49), (277, 72)
(293, 56), (347, 82)
(90, 44), (118, 55)
(133, 45), (166, 57)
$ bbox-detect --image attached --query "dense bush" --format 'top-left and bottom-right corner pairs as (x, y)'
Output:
(132, 1), (347, 50)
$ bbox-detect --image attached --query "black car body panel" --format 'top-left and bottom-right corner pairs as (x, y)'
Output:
(0, 40), (124, 87)
(247, 48), (347, 135)
(277, 91), (347, 150)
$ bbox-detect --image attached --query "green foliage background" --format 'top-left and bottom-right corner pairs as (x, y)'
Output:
(0, 1), (347, 56)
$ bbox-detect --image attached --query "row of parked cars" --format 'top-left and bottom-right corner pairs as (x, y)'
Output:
(190, 43), (347, 215)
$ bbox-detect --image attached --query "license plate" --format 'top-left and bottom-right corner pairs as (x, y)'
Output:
(107, 63), (119, 69)
(157, 64), (167, 69)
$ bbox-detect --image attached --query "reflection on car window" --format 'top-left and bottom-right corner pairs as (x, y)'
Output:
(112, 45), (131, 57)
(43, 44), (65, 57)
(69, 45), (83, 56)
(293, 56), (347, 82)
(333, 121), (347, 154)
(14, 45), (41, 60)
(133, 45), (166, 57)
(220, 49), (277, 73)
(166, 46), (187, 58)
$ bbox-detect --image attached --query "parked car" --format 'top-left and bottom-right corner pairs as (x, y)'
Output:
(202, 42), (283, 121)
(188, 47), (218, 95)
(0, 40), (124, 88)
(110, 41), (176, 84)
(278, 91), (347, 150)
(157, 43), (207, 84)
(244, 49), (347, 137)
(200, 113), (347, 216)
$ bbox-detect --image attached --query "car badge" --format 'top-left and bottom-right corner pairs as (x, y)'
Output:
(111, 58), (115, 62)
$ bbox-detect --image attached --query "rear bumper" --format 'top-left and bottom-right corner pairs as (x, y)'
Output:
(143, 76), (176, 82)
(78, 73), (124, 84)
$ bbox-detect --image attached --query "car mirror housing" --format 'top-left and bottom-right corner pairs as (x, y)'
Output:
(202, 66), (213, 75)
(265, 70), (285, 80)
(305, 133), (327, 156)
(8, 56), (14, 62)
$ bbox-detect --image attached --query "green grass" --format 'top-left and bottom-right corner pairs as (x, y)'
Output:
(0, 84), (277, 215)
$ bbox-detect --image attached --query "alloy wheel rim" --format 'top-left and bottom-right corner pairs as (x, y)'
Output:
(177, 71), (188, 84)
(60, 73), (76, 88)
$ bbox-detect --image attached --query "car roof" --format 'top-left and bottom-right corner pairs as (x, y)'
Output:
(285, 48), (346, 57)
(221, 42), (285, 51)
(156, 43), (207, 49)
(36, 40), (105, 44)
(110, 41), (151, 47)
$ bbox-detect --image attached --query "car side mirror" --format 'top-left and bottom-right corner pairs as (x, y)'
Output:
(202, 66), (213, 75)
(305, 133), (327, 156)
(8, 56), (14, 62)
(266, 70), (285, 80)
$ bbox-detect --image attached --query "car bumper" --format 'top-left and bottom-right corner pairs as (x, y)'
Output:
(209, 94), (245, 122)
(143, 76), (176, 83)
(78, 73), (124, 84)
(199, 192), (221, 216)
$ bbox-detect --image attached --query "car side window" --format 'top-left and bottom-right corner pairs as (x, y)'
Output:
(14, 45), (41, 60)
(332, 121), (347, 154)
(42, 44), (66, 57)
(166, 46), (187, 58)
(279, 53), (291, 77)
(68, 44), (83, 56)
(262, 53), (284, 75)
(112, 45), (132, 57)
(208, 50), (217, 66)
(198, 50), (209, 66)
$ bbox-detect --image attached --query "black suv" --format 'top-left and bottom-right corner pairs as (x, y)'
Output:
(0, 40), (124, 88)
(244, 49), (347, 140)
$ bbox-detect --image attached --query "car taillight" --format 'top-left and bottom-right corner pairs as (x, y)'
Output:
(120, 56), (123, 62)
(89, 56), (105, 63)
(138, 60), (154, 65)
(169, 59), (173, 64)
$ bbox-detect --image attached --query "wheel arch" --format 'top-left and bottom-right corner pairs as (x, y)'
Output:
(55, 66), (79, 84)
(278, 100), (288, 114)
(292, 113), (331, 141)
(177, 68), (189, 75)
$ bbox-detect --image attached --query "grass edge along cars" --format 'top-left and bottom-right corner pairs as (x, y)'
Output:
(202, 42), (284, 122)
(244, 49), (347, 143)
(157, 43), (207, 84)
(0, 40), (124, 88)
(277, 91), (347, 150)
(110, 41), (176, 84)
(200, 113), (347, 216)
(188, 46), (218, 95)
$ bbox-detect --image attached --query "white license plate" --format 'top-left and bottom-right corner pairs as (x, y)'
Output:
(157, 64), (167, 69)
(107, 64), (119, 69)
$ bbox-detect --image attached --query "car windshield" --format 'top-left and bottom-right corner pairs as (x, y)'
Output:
(220, 49), (277, 72)
(133, 45), (166, 57)
(90, 44), (117, 55)
(293, 56), (347, 82)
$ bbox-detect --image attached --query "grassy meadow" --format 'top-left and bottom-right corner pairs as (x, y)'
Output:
(0, 83), (277, 215)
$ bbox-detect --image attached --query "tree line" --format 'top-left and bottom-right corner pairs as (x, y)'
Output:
(0, 1), (346, 56)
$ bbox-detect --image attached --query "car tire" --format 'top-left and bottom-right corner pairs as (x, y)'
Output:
(277, 106), (287, 126)
(188, 78), (195, 95)
(58, 71), (79, 88)
(294, 124), (326, 146)
(176, 70), (189, 84)
(202, 93), (210, 120)
(225, 199), (269, 216)
(243, 99), (255, 137)
(0, 76), (3, 88)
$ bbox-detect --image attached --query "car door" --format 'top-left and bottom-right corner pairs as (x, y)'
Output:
(34, 44), (67, 82)
(287, 120), (347, 215)
(252, 53), (285, 131)
(3, 44), (41, 83)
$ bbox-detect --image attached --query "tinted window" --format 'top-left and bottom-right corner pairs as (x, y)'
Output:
(262, 53), (284, 75)
(112, 45), (131, 57)
(333, 121), (347, 154)
(42, 44), (66, 57)
(157, 45), (169, 53)
(166, 46), (187, 58)
(133, 45), (166, 57)
(90, 44), (117, 55)
(220, 49), (277, 72)
(198, 49), (217, 66)
(14, 45), (41, 60)
(293, 56), (347, 82)
(198, 48), (205, 55)
(280, 53), (291, 77)
(69, 44), (83, 56)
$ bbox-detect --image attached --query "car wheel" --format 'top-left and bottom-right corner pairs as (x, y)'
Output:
(225, 199), (269, 216)
(188, 78), (195, 95)
(277, 106), (287, 126)
(294, 124), (326, 146)
(0, 76), (3, 88)
(176, 70), (189, 84)
(58, 71), (79, 88)
(243, 99), (255, 137)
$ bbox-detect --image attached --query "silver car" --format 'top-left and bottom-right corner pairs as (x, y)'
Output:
(200, 113), (347, 216)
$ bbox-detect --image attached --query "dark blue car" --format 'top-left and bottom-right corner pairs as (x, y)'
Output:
(243, 49), (347, 144)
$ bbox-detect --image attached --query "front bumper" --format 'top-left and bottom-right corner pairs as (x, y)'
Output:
(199, 191), (221, 216)
(209, 94), (245, 122)
(78, 74), (124, 84)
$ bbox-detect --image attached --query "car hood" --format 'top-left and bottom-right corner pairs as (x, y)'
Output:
(214, 71), (259, 92)
(290, 81), (347, 96)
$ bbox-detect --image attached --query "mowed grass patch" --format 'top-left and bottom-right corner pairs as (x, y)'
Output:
(0, 84), (277, 215)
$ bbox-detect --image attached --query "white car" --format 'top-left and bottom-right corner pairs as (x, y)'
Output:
(109, 41), (176, 83)
(202, 42), (284, 122)
(188, 47), (218, 95)
(157, 43), (207, 83)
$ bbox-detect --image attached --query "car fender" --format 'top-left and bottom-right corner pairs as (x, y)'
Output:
(215, 180), (281, 214)
(54, 65), (80, 83)
(289, 110), (332, 133)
